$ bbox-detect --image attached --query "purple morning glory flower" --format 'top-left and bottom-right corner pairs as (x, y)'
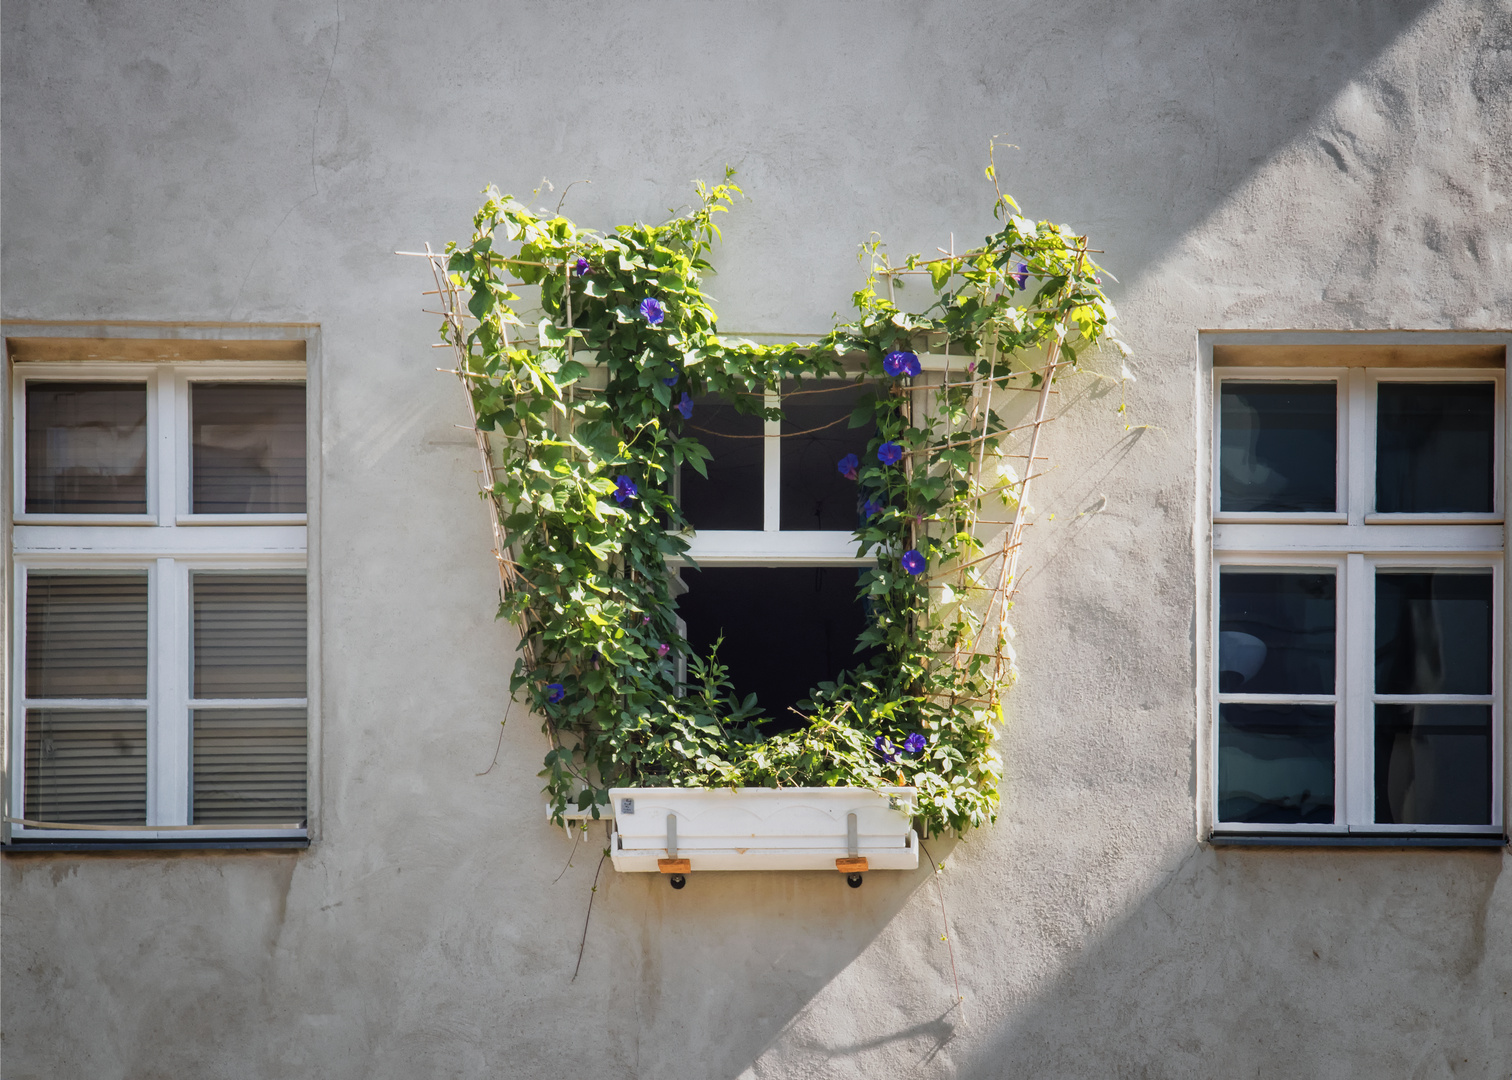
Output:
(656, 643), (670, 658)
(546, 682), (565, 704)
(862, 498), (885, 518)
(677, 392), (694, 420)
(901, 549), (926, 575)
(1010, 262), (1028, 290)
(614, 475), (638, 503)
(639, 297), (665, 326)
(837, 453), (860, 481)
(877, 442), (903, 466)
(883, 351), (921, 378)
(903, 732), (926, 754)
(574, 257), (590, 276)
(873, 735), (899, 763)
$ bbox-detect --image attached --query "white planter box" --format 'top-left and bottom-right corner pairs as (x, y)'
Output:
(607, 786), (918, 873)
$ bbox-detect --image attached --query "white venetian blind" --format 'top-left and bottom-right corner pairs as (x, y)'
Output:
(191, 573), (307, 824)
(23, 573), (150, 823)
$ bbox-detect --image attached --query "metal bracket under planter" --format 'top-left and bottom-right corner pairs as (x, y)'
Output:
(607, 786), (917, 877)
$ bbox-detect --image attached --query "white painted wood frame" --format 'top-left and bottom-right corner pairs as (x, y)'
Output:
(1202, 345), (1508, 839)
(7, 357), (310, 842)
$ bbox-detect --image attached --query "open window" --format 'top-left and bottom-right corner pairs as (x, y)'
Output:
(675, 378), (878, 721)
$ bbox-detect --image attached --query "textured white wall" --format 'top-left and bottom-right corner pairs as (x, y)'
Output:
(4, 2), (1511, 1077)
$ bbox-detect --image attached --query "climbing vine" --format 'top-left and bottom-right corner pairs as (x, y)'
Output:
(427, 166), (1124, 837)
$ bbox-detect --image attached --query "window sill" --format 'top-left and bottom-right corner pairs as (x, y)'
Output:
(1208, 832), (1506, 849)
(3, 835), (309, 853)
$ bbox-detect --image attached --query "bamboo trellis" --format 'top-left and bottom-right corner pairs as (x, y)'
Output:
(403, 235), (1091, 690)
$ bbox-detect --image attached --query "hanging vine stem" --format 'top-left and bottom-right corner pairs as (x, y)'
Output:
(404, 166), (1128, 839)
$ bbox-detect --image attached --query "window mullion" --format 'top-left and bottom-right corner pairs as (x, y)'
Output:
(154, 369), (178, 525)
(151, 557), (190, 826)
(1346, 369), (1370, 524)
(1342, 553), (1373, 826)
(762, 391), (780, 532)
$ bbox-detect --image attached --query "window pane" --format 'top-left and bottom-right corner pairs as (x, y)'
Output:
(1219, 382), (1336, 513)
(193, 708), (307, 824)
(1375, 704), (1492, 825)
(679, 393), (763, 530)
(1217, 703), (1335, 824)
(25, 381), (147, 514)
(780, 379), (877, 530)
(24, 709), (147, 825)
(1375, 571), (1492, 695)
(1218, 570), (1335, 694)
(194, 574), (307, 697)
(192, 383), (306, 513)
(26, 573), (148, 699)
(676, 566), (873, 725)
(1376, 382), (1494, 514)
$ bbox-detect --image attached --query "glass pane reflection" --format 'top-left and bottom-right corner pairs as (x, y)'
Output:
(780, 379), (877, 531)
(1218, 703), (1335, 824)
(1375, 704), (1491, 825)
(1375, 571), (1492, 695)
(679, 394), (763, 530)
(1376, 382), (1494, 514)
(1219, 382), (1336, 513)
(1218, 570), (1335, 694)
(25, 382), (148, 514)
(192, 383), (306, 514)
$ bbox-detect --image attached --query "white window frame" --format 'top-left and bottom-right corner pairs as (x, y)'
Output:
(1199, 337), (1510, 842)
(5, 346), (314, 844)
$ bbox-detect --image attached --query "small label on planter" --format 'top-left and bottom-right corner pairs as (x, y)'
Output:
(621, 798), (635, 815)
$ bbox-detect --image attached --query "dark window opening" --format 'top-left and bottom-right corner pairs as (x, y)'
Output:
(676, 566), (873, 727)
(679, 394), (763, 530)
(780, 379), (877, 530)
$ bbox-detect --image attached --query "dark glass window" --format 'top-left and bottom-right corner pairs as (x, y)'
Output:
(780, 379), (877, 530)
(192, 383), (306, 514)
(1374, 704), (1492, 825)
(1376, 382), (1494, 514)
(1375, 571), (1492, 696)
(679, 394), (763, 530)
(1218, 570), (1336, 695)
(1219, 382), (1336, 513)
(1217, 703), (1335, 824)
(25, 382), (148, 514)
(676, 566), (872, 724)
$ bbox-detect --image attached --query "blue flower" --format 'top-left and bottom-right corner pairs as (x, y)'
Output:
(574, 257), (590, 277)
(614, 475), (638, 504)
(873, 735), (899, 763)
(837, 453), (860, 480)
(546, 682), (565, 704)
(901, 549), (926, 575)
(877, 442), (903, 465)
(862, 498), (885, 518)
(902, 732), (926, 754)
(639, 297), (665, 326)
(884, 351), (921, 378)
(662, 370), (679, 386)
(1010, 262), (1028, 290)
(677, 392), (694, 420)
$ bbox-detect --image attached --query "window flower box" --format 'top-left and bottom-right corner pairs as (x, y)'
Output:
(606, 786), (918, 874)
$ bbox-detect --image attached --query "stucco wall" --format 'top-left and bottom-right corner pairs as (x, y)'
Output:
(4, 2), (1511, 1077)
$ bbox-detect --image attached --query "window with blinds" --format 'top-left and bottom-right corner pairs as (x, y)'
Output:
(11, 358), (309, 844)
(191, 574), (307, 824)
